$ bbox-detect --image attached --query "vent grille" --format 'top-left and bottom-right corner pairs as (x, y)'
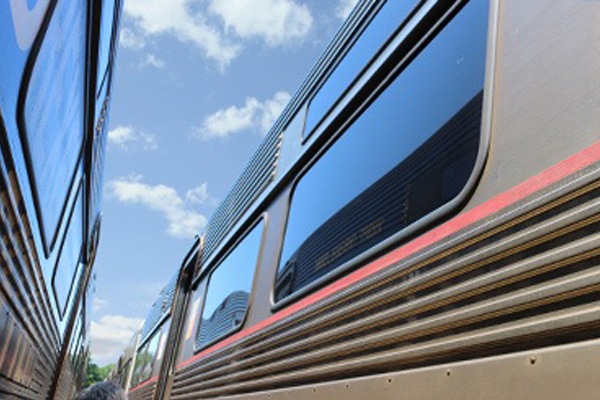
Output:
(200, 130), (281, 269)
(140, 273), (178, 341)
(171, 163), (600, 399)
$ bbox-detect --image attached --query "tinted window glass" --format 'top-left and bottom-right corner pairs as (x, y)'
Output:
(52, 185), (83, 316)
(131, 342), (148, 387)
(131, 328), (160, 386)
(119, 360), (131, 387)
(196, 222), (263, 349)
(304, 0), (419, 138)
(69, 312), (82, 365)
(141, 332), (160, 381)
(275, 0), (489, 303)
(97, 0), (116, 97)
(23, 0), (87, 249)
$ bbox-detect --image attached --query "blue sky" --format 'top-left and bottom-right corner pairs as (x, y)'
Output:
(90, 0), (359, 366)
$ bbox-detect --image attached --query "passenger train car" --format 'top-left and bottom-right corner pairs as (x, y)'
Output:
(119, 0), (600, 399)
(0, 0), (121, 398)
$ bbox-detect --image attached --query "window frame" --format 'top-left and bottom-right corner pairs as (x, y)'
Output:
(193, 218), (265, 353)
(51, 181), (85, 319)
(16, 0), (90, 256)
(271, 0), (496, 310)
(303, 0), (421, 141)
(131, 317), (169, 386)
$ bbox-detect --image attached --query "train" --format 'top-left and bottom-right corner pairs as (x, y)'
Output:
(115, 0), (600, 399)
(0, 0), (121, 398)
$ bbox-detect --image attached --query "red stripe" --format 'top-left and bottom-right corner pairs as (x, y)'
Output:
(128, 376), (158, 394)
(176, 140), (600, 371)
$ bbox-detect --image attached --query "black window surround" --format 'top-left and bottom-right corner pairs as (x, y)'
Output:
(274, 0), (492, 307)
(195, 220), (264, 351)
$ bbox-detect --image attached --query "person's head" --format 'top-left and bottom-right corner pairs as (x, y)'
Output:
(75, 381), (127, 400)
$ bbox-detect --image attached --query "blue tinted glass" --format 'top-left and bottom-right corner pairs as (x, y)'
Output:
(276, 0), (489, 302)
(53, 186), (83, 316)
(304, 0), (419, 138)
(196, 222), (263, 348)
(24, 0), (87, 248)
(97, 0), (116, 97)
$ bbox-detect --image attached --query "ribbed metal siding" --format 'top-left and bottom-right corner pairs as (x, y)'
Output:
(129, 381), (156, 400)
(140, 273), (178, 342)
(0, 151), (58, 398)
(194, 0), (385, 274)
(200, 130), (282, 269)
(170, 161), (600, 399)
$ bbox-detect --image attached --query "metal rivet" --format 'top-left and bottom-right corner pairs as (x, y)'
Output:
(530, 356), (537, 365)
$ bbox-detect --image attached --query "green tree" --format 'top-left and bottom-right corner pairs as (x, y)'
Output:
(84, 360), (115, 388)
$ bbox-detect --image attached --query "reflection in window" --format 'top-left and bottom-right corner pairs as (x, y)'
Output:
(275, 0), (489, 303)
(69, 312), (82, 366)
(131, 342), (148, 387)
(96, 0), (117, 97)
(196, 222), (263, 349)
(304, 0), (419, 138)
(119, 360), (131, 388)
(52, 185), (83, 317)
(23, 0), (87, 249)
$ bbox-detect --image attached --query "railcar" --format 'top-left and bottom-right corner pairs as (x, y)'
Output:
(0, 0), (121, 398)
(112, 330), (141, 393)
(125, 0), (600, 399)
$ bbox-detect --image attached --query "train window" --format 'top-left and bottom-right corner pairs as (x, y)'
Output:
(96, 0), (117, 98)
(119, 359), (131, 387)
(131, 342), (148, 387)
(275, 0), (489, 303)
(131, 324), (165, 385)
(142, 332), (160, 380)
(195, 221), (263, 350)
(52, 185), (84, 317)
(22, 0), (87, 252)
(69, 313), (82, 365)
(304, 0), (419, 139)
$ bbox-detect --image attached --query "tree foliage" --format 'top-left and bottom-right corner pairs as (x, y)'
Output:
(84, 360), (115, 388)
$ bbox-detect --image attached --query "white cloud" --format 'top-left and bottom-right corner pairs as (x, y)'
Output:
(90, 314), (144, 366)
(92, 297), (109, 313)
(107, 176), (208, 239)
(123, 0), (240, 69)
(119, 27), (146, 49)
(259, 91), (292, 132)
(186, 183), (210, 204)
(208, 0), (313, 46)
(143, 53), (165, 69)
(198, 91), (291, 140)
(336, 0), (359, 20)
(108, 125), (158, 152)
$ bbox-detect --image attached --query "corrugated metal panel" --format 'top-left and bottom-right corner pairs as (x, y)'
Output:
(140, 273), (178, 342)
(170, 161), (600, 399)
(129, 381), (156, 400)
(0, 151), (58, 399)
(200, 130), (282, 269)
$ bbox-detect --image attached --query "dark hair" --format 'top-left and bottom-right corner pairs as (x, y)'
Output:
(75, 381), (127, 400)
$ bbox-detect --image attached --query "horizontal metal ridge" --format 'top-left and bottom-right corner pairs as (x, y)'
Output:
(174, 254), (600, 395)
(174, 182), (600, 382)
(174, 302), (600, 399)
(141, 272), (178, 342)
(129, 381), (156, 400)
(172, 175), (600, 398)
(174, 231), (600, 389)
(201, 131), (281, 268)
